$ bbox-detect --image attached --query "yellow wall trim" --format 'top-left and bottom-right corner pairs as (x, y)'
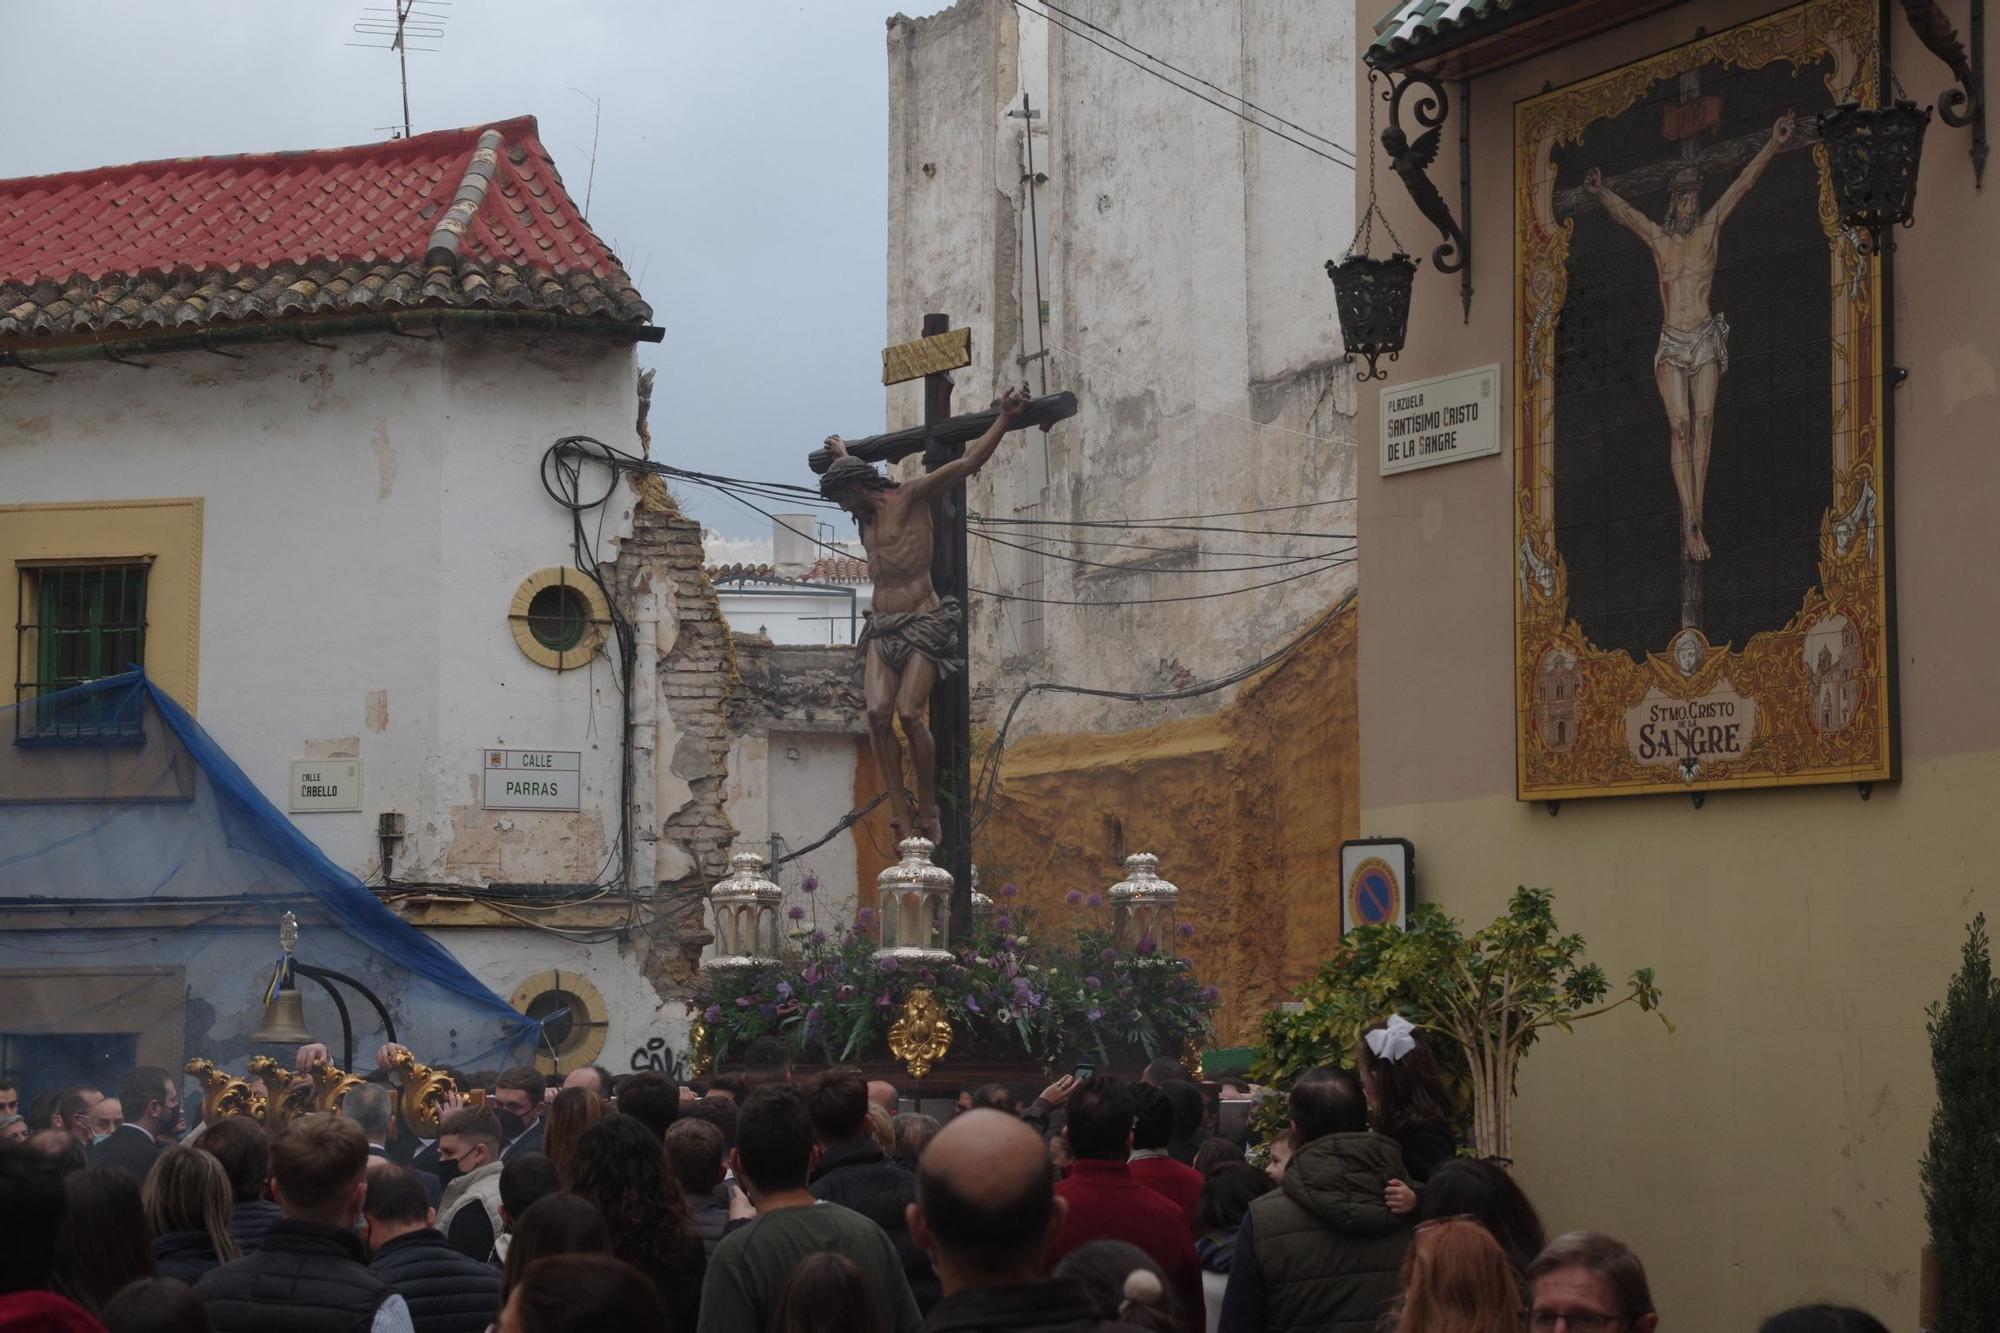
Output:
(0, 497), (202, 713)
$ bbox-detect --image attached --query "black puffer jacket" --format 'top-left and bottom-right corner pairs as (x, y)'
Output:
(809, 1138), (940, 1313)
(369, 1227), (502, 1333)
(228, 1198), (281, 1253)
(153, 1230), (222, 1284)
(194, 1219), (393, 1333)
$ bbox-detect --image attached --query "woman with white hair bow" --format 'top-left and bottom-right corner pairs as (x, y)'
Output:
(1354, 1014), (1459, 1186)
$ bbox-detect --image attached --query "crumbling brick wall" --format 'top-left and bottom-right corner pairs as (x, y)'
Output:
(612, 481), (739, 1001)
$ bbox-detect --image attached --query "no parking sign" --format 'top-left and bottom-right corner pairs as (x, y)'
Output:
(1339, 838), (1414, 936)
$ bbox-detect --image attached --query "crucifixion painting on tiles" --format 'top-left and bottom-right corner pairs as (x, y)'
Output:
(1513, 0), (1896, 800)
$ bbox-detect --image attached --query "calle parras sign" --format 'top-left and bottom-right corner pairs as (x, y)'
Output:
(481, 749), (582, 811)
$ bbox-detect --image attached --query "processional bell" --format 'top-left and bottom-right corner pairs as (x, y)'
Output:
(250, 911), (317, 1046)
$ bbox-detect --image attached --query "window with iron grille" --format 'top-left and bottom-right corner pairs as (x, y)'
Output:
(15, 560), (151, 742)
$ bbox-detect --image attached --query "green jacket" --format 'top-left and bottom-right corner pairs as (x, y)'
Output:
(1245, 1131), (1413, 1333)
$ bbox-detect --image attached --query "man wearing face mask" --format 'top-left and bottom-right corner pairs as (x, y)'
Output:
(491, 1068), (547, 1158)
(196, 1113), (413, 1333)
(85, 1097), (124, 1145)
(432, 1106), (506, 1262)
(90, 1066), (181, 1178)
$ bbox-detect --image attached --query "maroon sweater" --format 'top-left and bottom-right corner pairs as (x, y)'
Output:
(1050, 1158), (1205, 1330)
(1129, 1152), (1205, 1233)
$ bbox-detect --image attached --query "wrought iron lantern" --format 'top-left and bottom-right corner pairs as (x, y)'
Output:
(1818, 99), (1932, 241)
(1327, 253), (1418, 382)
(1329, 67), (1420, 382)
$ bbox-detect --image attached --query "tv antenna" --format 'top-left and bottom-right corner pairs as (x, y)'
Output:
(349, 0), (453, 139)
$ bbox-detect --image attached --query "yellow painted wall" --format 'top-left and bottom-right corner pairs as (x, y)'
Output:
(1367, 749), (2000, 1326)
(0, 498), (203, 712)
(1348, 1), (2000, 1326)
(973, 599), (1358, 1044)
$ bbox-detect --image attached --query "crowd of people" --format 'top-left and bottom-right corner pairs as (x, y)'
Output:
(0, 1028), (1895, 1333)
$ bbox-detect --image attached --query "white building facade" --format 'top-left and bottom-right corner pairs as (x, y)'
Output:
(0, 118), (727, 1085)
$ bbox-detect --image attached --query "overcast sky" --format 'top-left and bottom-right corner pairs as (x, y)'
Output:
(6, 1), (919, 544)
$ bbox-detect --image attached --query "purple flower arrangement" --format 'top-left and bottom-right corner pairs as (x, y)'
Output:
(691, 881), (1217, 1068)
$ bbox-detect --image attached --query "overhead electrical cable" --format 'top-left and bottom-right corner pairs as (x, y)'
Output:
(970, 590), (1357, 829)
(971, 524), (1351, 575)
(970, 554), (1349, 606)
(1011, 0), (1356, 172)
(1031, 0), (1359, 161)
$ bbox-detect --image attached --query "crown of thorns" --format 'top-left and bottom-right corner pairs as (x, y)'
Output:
(820, 456), (893, 498)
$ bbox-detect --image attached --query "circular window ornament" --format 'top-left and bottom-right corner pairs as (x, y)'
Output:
(509, 969), (610, 1075)
(509, 569), (611, 669)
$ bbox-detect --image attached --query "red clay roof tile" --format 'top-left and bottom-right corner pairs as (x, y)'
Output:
(0, 115), (651, 343)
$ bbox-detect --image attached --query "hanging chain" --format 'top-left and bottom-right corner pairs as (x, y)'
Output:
(1846, 19), (1908, 105)
(1347, 68), (1408, 260)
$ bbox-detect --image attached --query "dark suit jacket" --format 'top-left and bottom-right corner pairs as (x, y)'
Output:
(89, 1123), (163, 1180)
(371, 1144), (442, 1208)
(501, 1116), (545, 1159)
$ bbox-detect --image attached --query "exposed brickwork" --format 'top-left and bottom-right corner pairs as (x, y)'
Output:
(729, 637), (867, 735)
(610, 490), (739, 1003)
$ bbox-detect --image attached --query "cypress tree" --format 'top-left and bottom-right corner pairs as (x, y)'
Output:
(1921, 915), (2000, 1333)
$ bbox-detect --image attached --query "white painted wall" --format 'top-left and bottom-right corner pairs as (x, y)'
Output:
(441, 928), (692, 1078)
(887, 0), (1360, 735)
(0, 331), (637, 883)
(715, 582), (873, 646)
(721, 728), (868, 935)
(0, 330), (680, 1057)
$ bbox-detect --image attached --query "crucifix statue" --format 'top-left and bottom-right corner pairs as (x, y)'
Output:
(819, 383), (1030, 845)
(809, 313), (1077, 934)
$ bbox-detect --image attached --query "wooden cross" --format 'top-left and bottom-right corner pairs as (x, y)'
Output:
(810, 314), (1078, 936)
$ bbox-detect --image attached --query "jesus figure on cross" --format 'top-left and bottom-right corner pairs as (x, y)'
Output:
(819, 384), (1032, 843)
(1584, 109), (1795, 561)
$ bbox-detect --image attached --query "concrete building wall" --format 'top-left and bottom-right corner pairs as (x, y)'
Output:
(714, 584), (873, 646)
(0, 330), (729, 1076)
(885, 0), (1365, 1031)
(887, 0), (1359, 737)
(1350, 0), (1998, 1325)
(722, 638), (895, 944)
(0, 332), (636, 881)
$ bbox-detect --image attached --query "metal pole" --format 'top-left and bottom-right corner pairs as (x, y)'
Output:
(295, 963), (399, 1072)
(1022, 94), (1050, 397)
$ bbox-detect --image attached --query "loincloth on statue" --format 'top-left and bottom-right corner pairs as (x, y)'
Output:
(1655, 312), (1729, 375)
(858, 597), (963, 678)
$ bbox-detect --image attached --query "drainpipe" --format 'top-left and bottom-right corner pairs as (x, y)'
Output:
(629, 575), (660, 896)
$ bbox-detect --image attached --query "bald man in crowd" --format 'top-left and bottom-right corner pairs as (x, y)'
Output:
(910, 1109), (1152, 1332)
(868, 1081), (900, 1116)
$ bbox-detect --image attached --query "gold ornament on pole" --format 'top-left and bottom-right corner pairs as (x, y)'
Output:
(248, 1055), (318, 1128)
(308, 1062), (363, 1114)
(185, 1058), (264, 1124)
(887, 987), (953, 1078)
(389, 1049), (459, 1137)
(687, 1020), (714, 1077)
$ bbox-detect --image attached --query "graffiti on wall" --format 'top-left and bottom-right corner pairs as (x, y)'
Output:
(1513, 0), (1895, 800)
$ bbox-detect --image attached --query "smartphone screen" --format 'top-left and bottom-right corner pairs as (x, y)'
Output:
(1072, 1062), (1095, 1082)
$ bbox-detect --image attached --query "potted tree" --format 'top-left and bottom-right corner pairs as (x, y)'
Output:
(1920, 915), (2000, 1332)
(1254, 887), (1668, 1161)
